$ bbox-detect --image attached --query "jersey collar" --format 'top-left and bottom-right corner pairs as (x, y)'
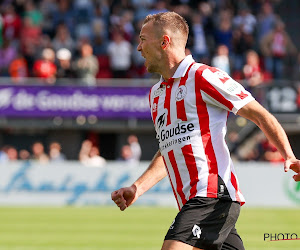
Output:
(160, 55), (195, 85)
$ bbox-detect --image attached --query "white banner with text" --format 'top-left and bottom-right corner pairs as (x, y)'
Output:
(0, 161), (298, 207)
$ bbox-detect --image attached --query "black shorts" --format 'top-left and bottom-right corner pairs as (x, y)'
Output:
(164, 197), (244, 250)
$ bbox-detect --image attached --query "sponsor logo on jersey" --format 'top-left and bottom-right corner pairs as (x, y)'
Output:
(156, 111), (194, 150)
(192, 225), (201, 239)
(225, 81), (239, 93)
(213, 69), (230, 84)
(175, 85), (187, 101)
(236, 91), (248, 100)
(156, 119), (194, 141)
(153, 87), (164, 98)
(152, 103), (157, 113)
(157, 113), (166, 129)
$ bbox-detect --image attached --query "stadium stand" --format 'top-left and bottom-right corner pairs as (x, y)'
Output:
(0, 0), (300, 161)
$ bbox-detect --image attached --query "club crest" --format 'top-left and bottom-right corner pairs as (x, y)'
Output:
(175, 85), (187, 101)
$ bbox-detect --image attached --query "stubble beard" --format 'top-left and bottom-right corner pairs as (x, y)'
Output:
(146, 59), (160, 74)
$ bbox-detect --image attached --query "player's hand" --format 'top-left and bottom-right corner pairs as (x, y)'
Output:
(284, 158), (300, 181)
(111, 185), (138, 211)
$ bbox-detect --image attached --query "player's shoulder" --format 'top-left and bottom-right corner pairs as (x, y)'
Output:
(149, 81), (163, 100)
(192, 62), (221, 75)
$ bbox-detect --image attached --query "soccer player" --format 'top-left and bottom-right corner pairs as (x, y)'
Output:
(111, 12), (300, 250)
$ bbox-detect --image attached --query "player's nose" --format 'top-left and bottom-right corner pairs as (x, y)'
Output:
(137, 42), (142, 51)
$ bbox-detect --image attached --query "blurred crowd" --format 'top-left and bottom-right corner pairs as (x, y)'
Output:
(0, 0), (298, 86)
(0, 134), (141, 167)
(233, 131), (285, 163)
(0, 0), (298, 164)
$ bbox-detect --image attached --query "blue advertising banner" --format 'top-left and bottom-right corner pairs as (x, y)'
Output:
(0, 85), (151, 119)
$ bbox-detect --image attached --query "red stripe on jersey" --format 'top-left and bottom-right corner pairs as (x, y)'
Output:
(195, 67), (218, 198)
(162, 156), (180, 210)
(152, 95), (159, 125)
(197, 66), (234, 111)
(164, 78), (174, 126)
(176, 63), (195, 121)
(168, 150), (187, 205)
(181, 144), (199, 200)
(230, 171), (241, 202)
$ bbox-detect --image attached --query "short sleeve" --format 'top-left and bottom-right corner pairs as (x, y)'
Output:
(196, 66), (255, 114)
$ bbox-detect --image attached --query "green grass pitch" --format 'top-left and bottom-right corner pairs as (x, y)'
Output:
(0, 207), (298, 250)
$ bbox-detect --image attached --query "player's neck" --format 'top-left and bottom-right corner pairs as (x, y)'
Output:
(161, 52), (186, 81)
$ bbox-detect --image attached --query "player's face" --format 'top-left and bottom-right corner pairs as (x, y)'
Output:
(137, 22), (163, 73)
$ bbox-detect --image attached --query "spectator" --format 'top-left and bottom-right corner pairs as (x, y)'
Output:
(79, 139), (106, 167)
(19, 149), (30, 161)
(73, 43), (99, 85)
(52, 23), (75, 53)
(120, 10), (135, 42)
(107, 31), (132, 78)
(49, 142), (66, 162)
(119, 144), (134, 163)
(149, 0), (168, 15)
(79, 139), (93, 162)
(33, 48), (57, 84)
(39, 0), (57, 36)
(243, 50), (263, 87)
(9, 52), (29, 83)
(56, 48), (76, 79)
(92, 3), (109, 41)
(260, 20), (297, 79)
(232, 25), (255, 72)
(189, 12), (209, 63)
(6, 146), (18, 161)
(93, 35), (109, 57)
(84, 146), (106, 167)
(0, 146), (9, 163)
(211, 44), (231, 74)
(259, 138), (285, 163)
(196, 1), (215, 53)
(0, 39), (17, 76)
(31, 142), (49, 163)
(23, 1), (43, 27)
(127, 135), (142, 162)
(233, 5), (257, 36)
(2, 5), (22, 44)
(256, 2), (277, 43)
(92, 4), (109, 53)
(213, 10), (233, 51)
(20, 17), (41, 58)
(51, 0), (75, 36)
(73, 0), (94, 40)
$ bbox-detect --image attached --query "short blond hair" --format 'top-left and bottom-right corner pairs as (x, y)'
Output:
(143, 12), (189, 45)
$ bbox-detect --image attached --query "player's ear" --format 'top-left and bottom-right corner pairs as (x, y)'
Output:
(161, 35), (170, 49)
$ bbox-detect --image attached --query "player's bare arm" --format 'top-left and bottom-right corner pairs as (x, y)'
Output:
(111, 150), (167, 210)
(237, 100), (300, 181)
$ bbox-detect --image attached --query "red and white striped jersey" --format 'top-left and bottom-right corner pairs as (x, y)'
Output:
(149, 55), (255, 210)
